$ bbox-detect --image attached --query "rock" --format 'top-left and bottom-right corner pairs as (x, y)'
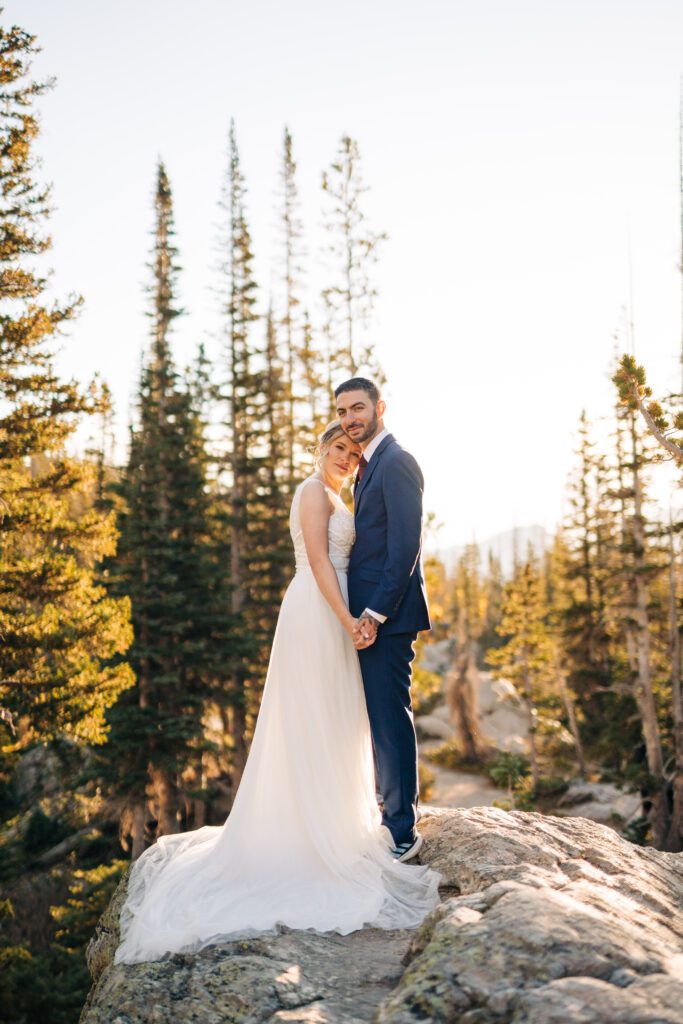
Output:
(556, 780), (642, 825)
(478, 707), (528, 754)
(557, 781), (626, 807)
(419, 639), (452, 676)
(418, 673), (529, 757)
(415, 714), (455, 741)
(477, 674), (519, 717)
(379, 807), (683, 1023)
(85, 865), (132, 986)
(430, 702), (452, 724)
(79, 808), (683, 1024)
(512, 975), (683, 1023)
(81, 913), (415, 1023)
(11, 743), (64, 803)
(477, 672), (529, 754)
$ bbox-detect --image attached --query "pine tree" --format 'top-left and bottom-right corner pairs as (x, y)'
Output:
(215, 121), (264, 790)
(277, 131), (326, 473)
(481, 550), (505, 654)
(214, 127), (297, 797)
(297, 309), (328, 455)
(321, 135), (387, 385)
(182, 344), (245, 828)
(567, 412), (600, 669)
(545, 533), (587, 777)
(612, 404), (669, 845)
(487, 554), (562, 789)
(613, 353), (683, 463)
(556, 413), (615, 738)
(103, 163), (226, 853)
(277, 127), (304, 491)
(0, 21), (133, 747)
(241, 304), (292, 672)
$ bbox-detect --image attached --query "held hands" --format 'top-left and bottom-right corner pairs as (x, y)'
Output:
(351, 614), (379, 650)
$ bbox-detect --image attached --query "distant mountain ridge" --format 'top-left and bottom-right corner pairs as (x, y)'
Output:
(433, 525), (549, 577)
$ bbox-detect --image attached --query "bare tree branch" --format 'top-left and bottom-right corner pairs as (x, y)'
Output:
(627, 379), (683, 463)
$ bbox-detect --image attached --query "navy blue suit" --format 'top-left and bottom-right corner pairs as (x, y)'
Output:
(348, 433), (430, 846)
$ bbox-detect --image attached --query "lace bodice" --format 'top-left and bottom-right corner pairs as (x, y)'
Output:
(289, 477), (355, 572)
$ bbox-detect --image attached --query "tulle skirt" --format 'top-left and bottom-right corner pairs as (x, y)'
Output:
(114, 568), (442, 964)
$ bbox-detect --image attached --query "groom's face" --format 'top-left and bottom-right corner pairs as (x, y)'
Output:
(336, 389), (386, 445)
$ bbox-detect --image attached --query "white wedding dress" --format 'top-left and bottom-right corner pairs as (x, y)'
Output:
(114, 477), (441, 965)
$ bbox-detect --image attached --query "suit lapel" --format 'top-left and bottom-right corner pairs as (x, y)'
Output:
(354, 433), (395, 512)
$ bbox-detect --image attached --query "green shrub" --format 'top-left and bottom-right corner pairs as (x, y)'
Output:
(426, 739), (488, 774)
(486, 751), (530, 791)
(0, 861), (125, 1024)
(23, 809), (69, 856)
(418, 760), (435, 803)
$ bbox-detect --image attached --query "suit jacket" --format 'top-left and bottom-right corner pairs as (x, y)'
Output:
(348, 433), (431, 636)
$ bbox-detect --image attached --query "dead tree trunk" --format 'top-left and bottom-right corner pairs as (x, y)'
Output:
(227, 702), (249, 801)
(447, 612), (487, 763)
(521, 654), (540, 790)
(148, 764), (180, 836)
(129, 803), (148, 861)
(557, 663), (587, 778)
(628, 418), (668, 846)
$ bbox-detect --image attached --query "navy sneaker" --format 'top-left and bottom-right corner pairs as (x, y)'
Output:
(391, 834), (423, 862)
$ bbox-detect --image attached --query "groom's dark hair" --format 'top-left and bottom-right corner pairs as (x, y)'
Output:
(334, 377), (381, 404)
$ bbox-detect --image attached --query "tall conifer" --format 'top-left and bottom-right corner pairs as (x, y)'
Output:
(216, 121), (263, 789)
(321, 135), (387, 384)
(104, 163), (224, 853)
(297, 309), (327, 449)
(260, 304), (291, 606)
(275, 129), (326, 481)
(613, 405), (668, 844)
(557, 413), (615, 732)
(278, 127), (303, 490)
(0, 21), (133, 746)
(481, 551), (504, 654)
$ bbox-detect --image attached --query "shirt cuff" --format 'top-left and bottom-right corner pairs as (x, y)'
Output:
(363, 607), (388, 624)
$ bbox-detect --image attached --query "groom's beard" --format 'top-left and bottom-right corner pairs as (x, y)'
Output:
(352, 413), (379, 445)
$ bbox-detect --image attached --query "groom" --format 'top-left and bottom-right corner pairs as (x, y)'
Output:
(335, 377), (430, 863)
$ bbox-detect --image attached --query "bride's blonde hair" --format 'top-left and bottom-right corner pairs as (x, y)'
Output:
(312, 421), (347, 468)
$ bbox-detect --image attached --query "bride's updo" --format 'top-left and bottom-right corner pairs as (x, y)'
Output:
(312, 421), (347, 468)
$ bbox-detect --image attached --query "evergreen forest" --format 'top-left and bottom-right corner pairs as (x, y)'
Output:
(1, 15), (682, 1024)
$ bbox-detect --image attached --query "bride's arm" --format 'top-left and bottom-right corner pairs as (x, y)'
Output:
(299, 483), (357, 639)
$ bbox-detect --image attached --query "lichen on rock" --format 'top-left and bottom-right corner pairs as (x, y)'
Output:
(380, 806), (683, 1024)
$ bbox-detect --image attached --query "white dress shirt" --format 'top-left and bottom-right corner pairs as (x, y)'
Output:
(362, 427), (389, 464)
(358, 428), (390, 625)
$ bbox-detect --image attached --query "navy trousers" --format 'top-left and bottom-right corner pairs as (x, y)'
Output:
(358, 631), (419, 846)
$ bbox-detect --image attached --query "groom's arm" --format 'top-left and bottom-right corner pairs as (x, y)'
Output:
(366, 451), (424, 621)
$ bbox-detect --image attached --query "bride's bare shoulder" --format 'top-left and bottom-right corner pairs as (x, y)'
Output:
(298, 477), (333, 516)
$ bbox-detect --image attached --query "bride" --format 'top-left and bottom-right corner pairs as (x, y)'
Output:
(114, 422), (441, 965)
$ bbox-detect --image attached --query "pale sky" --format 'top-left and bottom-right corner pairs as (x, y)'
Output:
(7, 0), (683, 547)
